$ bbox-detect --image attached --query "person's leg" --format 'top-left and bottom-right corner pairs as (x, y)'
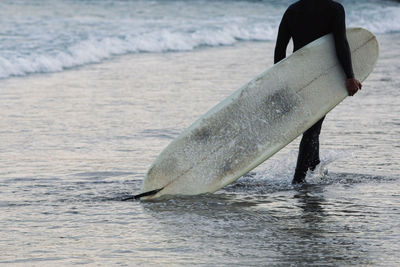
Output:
(292, 116), (325, 184)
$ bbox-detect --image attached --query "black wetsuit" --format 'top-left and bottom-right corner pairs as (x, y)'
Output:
(274, 0), (354, 183)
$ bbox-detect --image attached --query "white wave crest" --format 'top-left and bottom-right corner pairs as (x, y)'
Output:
(0, 25), (276, 79)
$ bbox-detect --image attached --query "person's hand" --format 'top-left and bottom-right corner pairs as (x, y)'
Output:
(346, 78), (362, 96)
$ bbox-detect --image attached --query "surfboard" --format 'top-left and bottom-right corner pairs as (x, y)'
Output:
(141, 28), (379, 200)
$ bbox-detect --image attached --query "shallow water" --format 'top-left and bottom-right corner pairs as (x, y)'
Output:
(1, 33), (399, 266)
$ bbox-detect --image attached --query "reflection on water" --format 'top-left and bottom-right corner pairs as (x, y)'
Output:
(135, 173), (398, 266)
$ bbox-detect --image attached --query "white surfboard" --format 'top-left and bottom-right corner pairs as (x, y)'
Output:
(141, 28), (379, 200)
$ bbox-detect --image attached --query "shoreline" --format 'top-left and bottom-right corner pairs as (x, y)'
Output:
(2, 31), (398, 83)
(1, 40), (276, 84)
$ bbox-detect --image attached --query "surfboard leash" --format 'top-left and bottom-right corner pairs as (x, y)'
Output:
(121, 187), (164, 201)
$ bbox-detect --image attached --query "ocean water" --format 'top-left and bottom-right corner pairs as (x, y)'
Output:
(1, 0), (400, 79)
(1, 0), (400, 266)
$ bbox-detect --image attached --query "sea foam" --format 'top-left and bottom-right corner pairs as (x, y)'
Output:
(0, 0), (398, 79)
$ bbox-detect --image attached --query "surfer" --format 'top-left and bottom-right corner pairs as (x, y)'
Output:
(274, 0), (362, 184)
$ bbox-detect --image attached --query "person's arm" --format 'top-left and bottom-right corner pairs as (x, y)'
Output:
(274, 10), (291, 64)
(332, 4), (362, 96)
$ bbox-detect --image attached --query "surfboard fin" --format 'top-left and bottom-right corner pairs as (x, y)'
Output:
(121, 187), (164, 201)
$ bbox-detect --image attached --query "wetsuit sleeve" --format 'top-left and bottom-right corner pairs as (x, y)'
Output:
(332, 4), (354, 79)
(274, 10), (291, 64)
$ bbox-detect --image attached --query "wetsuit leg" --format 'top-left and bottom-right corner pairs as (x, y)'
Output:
(293, 116), (325, 184)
